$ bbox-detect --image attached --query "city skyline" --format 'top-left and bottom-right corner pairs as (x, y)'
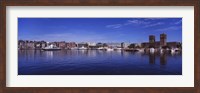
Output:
(18, 18), (182, 43)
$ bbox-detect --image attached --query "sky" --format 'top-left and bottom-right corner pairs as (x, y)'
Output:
(18, 18), (182, 43)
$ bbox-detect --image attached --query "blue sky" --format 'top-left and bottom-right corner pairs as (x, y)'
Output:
(18, 18), (182, 43)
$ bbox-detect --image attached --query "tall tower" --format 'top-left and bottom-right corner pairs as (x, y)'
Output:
(149, 35), (155, 47)
(121, 42), (125, 48)
(160, 33), (167, 47)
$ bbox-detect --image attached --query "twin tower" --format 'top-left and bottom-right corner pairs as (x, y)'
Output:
(149, 33), (167, 47)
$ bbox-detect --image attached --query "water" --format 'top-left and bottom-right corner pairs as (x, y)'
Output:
(18, 50), (182, 75)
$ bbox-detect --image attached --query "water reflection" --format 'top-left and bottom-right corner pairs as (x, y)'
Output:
(18, 50), (182, 75)
(160, 53), (167, 65)
(148, 53), (168, 66)
(149, 53), (156, 64)
(46, 51), (53, 59)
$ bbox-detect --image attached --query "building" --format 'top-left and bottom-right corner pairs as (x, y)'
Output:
(135, 43), (142, 48)
(87, 42), (98, 49)
(58, 41), (66, 49)
(107, 43), (121, 48)
(34, 41), (42, 49)
(143, 41), (161, 48)
(18, 40), (47, 49)
(41, 41), (47, 49)
(121, 42), (131, 48)
(77, 43), (88, 48)
(48, 42), (58, 48)
(149, 35), (155, 47)
(149, 35), (155, 43)
(141, 33), (180, 49)
(154, 41), (161, 48)
(96, 43), (104, 47)
(26, 40), (35, 49)
(18, 40), (26, 49)
(141, 42), (150, 48)
(66, 42), (77, 49)
(88, 42), (96, 47)
(160, 33), (167, 47)
(167, 42), (181, 48)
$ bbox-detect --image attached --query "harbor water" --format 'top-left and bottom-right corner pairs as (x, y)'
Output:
(18, 50), (182, 75)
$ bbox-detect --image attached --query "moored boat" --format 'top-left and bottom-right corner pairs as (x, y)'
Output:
(114, 47), (122, 51)
(42, 44), (61, 51)
(78, 46), (87, 50)
(42, 48), (61, 51)
(106, 48), (114, 51)
(149, 48), (155, 53)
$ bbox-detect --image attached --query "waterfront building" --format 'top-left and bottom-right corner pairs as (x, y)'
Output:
(58, 41), (66, 49)
(160, 33), (167, 47)
(154, 42), (161, 48)
(149, 35), (155, 43)
(41, 41), (47, 49)
(77, 43), (88, 48)
(54, 42), (59, 47)
(107, 43), (121, 48)
(121, 43), (125, 48)
(18, 40), (26, 49)
(121, 42), (131, 48)
(88, 42), (96, 46)
(66, 42), (77, 49)
(48, 42), (58, 48)
(127, 43), (138, 48)
(142, 41), (181, 49)
(141, 33), (180, 49)
(96, 43), (104, 47)
(18, 40), (47, 49)
(141, 42), (150, 48)
(87, 42), (98, 49)
(167, 42), (182, 49)
(149, 35), (155, 47)
(26, 41), (35, 49)
(34, 41), (42, 49)
(135, 43), (142, 48)
(18, 33), (181, 51)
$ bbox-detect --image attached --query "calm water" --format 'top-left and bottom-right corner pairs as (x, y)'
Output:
(18, 50), (182, 75)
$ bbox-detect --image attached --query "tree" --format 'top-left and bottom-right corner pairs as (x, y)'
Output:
(135, 45), (141, 48)
(128, 44), (135, 48)
(103, 43), (108, 47)
(177, 43), (182, 48)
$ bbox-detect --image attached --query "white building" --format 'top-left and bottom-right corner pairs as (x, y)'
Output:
(87, 42), (96, 46)
(107, 43), (121, 48)
(121, 42), (131, 48)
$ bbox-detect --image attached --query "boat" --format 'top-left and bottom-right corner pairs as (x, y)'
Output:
(114, 47), (122, 50)
(70, 47), (78, 50)
(138, 48), (144, 53)
(174, 48), (180, 52)
(42, 44), (61, 51)
(160, 48), (164, 54)
(171, 48), (175, 54)
(97, 47), (104, 50)
(124, 48), (133, 51)
(42, 48), (61, 51)
(106, 48), (114, 51)
(149, 48), (155, 53)
(78, 46), (87, 50)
